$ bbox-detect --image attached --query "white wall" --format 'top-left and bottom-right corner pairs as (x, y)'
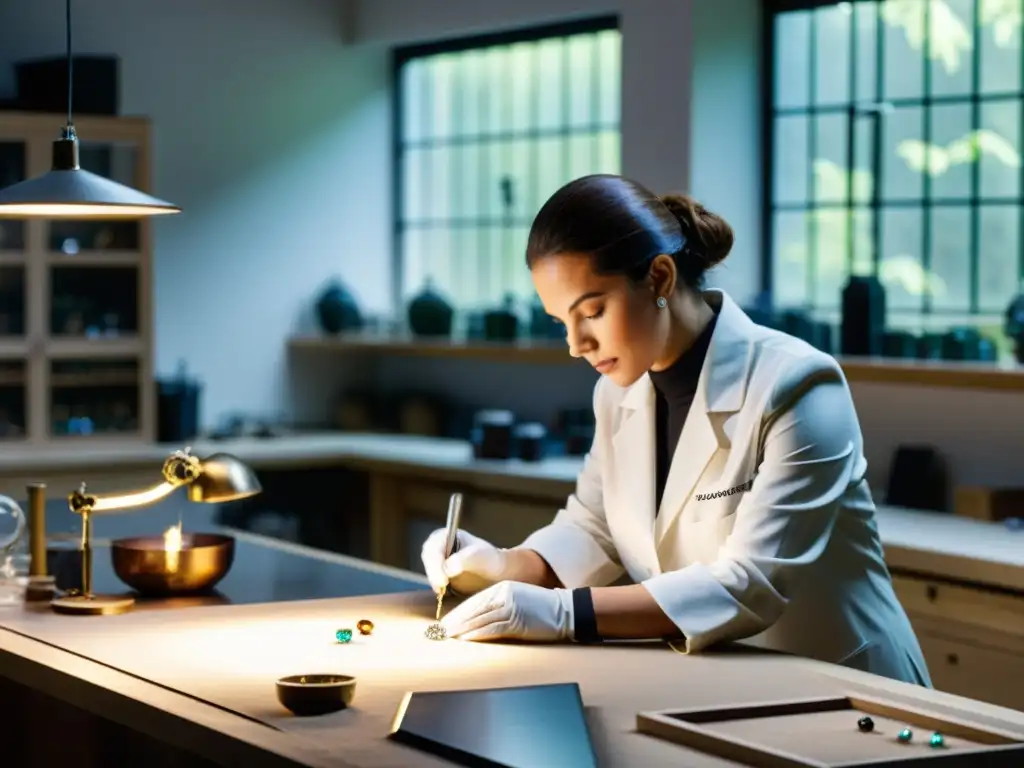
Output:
(2, 0), (1015, 494)
(0, 0), (391, 427)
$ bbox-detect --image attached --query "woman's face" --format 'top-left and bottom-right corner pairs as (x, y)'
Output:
(531, 253), (667, 387)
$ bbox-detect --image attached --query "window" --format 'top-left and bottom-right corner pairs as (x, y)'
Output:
(767, 0), (1024, 337)
(394, 19), (621, 313)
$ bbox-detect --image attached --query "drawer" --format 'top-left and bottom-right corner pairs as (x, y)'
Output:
(916, 631), (1024, 712)
(893, 574), (1024, 639)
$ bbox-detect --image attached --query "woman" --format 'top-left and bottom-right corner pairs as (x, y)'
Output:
(421, 174), (930, 686)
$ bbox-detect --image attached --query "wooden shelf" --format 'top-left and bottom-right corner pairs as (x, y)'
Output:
(50, 372), (138, 388)
(46, 251), (143, 266)
(48, 337), (145, 359)
(290, 333), (1024, 391)
(839, 357), (1024, 391)
(289, 332), (573, 365)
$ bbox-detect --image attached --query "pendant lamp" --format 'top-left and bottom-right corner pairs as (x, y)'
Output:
(0, 0), (180, 219)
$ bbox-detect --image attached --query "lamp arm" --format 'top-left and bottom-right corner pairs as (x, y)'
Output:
(68, 448), (203, 515)
(69, 480), (185, 515)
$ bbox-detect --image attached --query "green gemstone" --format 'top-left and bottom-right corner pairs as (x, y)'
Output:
(335, 628), (353, 643)
(898, 728), (913, 743)
(930, 732), (945, 748)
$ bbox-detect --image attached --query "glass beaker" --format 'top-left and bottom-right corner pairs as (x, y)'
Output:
(0, 494), (27, 606)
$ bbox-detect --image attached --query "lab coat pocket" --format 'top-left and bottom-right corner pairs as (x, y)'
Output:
(664, 511), (739, 569)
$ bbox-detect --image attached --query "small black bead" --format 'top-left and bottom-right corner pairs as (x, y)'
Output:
(858, 716), (875, 733)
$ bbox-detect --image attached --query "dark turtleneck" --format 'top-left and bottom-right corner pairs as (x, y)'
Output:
(648, 312), (718, 512)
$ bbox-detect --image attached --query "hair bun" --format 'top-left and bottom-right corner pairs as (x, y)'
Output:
(659, 193), (734, 268)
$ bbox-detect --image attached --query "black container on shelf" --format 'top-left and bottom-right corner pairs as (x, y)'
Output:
(315, 279), (363, 334)
(514, 422), (547, 463)
(156, 362), (202, 443)
(483, 294), (519, 341)
(917, 333), (945, 360)
(840, 275), (886, 356)
(883, 331), (918, 359)
(407, 279), (454, 337)
(941, 326), (988, 361)
(1005, 294), (1024, 363)
(472, 410), (515, 460)
(15, 55), (119, 115)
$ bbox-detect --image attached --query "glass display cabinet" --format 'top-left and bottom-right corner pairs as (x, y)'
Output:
(0, 113), (155, 444)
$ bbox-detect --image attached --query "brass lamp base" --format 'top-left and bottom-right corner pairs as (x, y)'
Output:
(51, 593), (135, 616)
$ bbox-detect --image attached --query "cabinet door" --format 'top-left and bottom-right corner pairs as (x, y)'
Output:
(916, 631), (1024, 712)
(48, 357), (141, 439)
(0, 140), (29, 440)
(0, 140), (27, 256)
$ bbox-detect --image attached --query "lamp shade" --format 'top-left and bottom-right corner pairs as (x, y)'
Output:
(0, 168), (180, 219)
(187, 453), (262, 504)
(0, 131), (180, 219)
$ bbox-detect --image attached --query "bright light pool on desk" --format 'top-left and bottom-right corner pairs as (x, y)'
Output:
(155, 611), (515, 680)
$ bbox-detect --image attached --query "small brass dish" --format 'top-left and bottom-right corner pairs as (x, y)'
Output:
(111, 533), (234, 596)
(276, 674), (356, 716)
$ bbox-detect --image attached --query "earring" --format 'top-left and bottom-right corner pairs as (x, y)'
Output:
(656, 296), (667, 309)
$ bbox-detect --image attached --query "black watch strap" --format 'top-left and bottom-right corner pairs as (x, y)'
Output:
(572, 587), (602, 644)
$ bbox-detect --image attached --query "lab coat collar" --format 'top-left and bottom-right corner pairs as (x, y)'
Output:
(618, 289), (755, 416)
(611, 289), (757, 561)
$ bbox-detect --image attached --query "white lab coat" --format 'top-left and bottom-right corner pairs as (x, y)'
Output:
(521, 290), (931, 686)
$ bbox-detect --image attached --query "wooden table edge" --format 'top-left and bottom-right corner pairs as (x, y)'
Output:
(0, 627), (343, 768)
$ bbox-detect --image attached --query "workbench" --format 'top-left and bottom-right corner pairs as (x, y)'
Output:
(0, 432), (1021, 714)
(3, 500), (1024, 768)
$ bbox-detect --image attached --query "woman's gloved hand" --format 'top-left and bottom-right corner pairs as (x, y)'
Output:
(420, 529), (517, 596)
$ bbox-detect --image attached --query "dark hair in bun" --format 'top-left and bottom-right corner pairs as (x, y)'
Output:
(525, 174), (734, 290)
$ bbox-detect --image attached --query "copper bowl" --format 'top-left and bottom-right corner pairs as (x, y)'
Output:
(111, 533), (235, 596)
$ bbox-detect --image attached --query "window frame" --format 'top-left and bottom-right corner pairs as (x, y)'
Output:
(761, 0), (1024, 328)
(390, 15), (620, 310)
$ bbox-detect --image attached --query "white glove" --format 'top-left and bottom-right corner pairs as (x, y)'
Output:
(442, 581), (574, 642)
(420, 529), (515, 596)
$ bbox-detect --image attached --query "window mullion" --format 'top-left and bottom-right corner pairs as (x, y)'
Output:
(969, 0), (983, 315)
(808, 12), (819, 309)
(922, 0), (933, 318)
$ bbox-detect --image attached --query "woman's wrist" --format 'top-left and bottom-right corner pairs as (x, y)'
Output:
(507, 547), (562, 588)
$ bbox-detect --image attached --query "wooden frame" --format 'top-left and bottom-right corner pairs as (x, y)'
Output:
(0, 111), (155, 445)
(637, 693), (1024, 768)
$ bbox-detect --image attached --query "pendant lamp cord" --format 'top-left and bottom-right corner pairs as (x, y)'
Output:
(65, 0), (74, 130)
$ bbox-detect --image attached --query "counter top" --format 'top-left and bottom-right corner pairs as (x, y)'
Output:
(4, 511), (1024, 767)
(0, 432), (1020, 592)
(5, 589), (1024, 768)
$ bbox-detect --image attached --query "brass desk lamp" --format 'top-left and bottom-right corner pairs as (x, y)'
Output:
(51, 447), (261, 616)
